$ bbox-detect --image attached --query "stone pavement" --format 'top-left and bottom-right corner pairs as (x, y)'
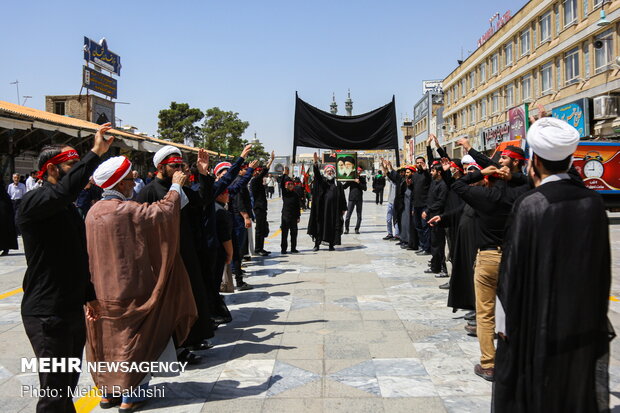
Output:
(0, 200), (619, 412)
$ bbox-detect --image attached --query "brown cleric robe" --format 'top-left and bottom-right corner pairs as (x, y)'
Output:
(84, 190), (197, 390)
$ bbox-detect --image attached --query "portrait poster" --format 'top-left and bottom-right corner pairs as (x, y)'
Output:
(336, 152), (358, 181)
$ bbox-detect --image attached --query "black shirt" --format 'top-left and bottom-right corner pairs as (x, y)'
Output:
(215, 202), (233, 243)
(412, 170), (431, 207)
(425, 178), (448, 218)
(451, 170), (509, 249)
(343, 176), (367, 201)
(250, 168), (269, 211)
(18, 151), (100, 316)
(282, 188), (301, 221)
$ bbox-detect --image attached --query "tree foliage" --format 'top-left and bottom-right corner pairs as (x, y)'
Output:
(201, 107), (249, 156)
(157, 102), (204, 144)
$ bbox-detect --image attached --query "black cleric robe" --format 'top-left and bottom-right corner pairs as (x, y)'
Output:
(445, 203), (478, 311)
(308, 164), (346, 245)
(0, 180), (18, 251)
(494, 178), (614, 413)
(138, 177), (215, 344)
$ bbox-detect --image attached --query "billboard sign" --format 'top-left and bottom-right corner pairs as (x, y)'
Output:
(551, 98), (590, 137)
(422, 80), (443, 94)
(83, 37), (121, 75)
(572, 142), (620, 193)
(482, 122), (510, 149)
(509, 104), (528, 140)
(83, 66), (117, 99)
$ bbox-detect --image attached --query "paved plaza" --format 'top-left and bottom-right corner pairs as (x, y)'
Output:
(1, 199), (620, 412)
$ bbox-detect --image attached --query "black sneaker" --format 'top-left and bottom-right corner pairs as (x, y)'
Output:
(328, 246), (335, 251)
(383, 235), (393, 240)
(439, 282), (450, 290)
(290, 249), (300, 253)
(344, 230), (349, 234)
(237, 283), (253, 291)
(281, 250), (287, 254)
(354, 229), (360, 234)
(423, 268), (438, 274)
(464, 311), (476, 321)
(435, 272), (449, 278)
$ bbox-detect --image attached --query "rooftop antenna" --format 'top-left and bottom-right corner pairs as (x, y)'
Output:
(9, 80), (19, 105)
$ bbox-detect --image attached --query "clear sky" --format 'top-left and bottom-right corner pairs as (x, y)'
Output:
(1, 0), (526, 154)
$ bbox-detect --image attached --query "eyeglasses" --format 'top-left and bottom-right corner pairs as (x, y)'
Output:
(166, 164), (183, 169)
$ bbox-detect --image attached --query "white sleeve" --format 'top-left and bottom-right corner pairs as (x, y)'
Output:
(169, 183), (189, 209)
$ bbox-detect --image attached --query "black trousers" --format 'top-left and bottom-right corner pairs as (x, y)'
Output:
(345, 199), (363, 231)
(254, 208), (268, 252)
(430, 224), (447, 273)
(22, 311), (86, 413)
(375, 189), (384, 205)
(281, 218), (298, 252)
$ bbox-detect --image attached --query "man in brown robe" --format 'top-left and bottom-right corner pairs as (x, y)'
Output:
(85, 155), (198, 411)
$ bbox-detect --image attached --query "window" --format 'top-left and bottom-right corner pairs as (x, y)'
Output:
(541, 62), (553, 93)
(470, 72), (475, 90)
(564, 47), (580, 84)
(563, 0), (577, 27)
(491, 53), (499, 75)
(521, 75), (532, 101)
(593, 0), (604, 7)
(520, 30), (530, 56)
(492, 92), (500, 114)
(505, 43), (513, 66)
(595, 30), (613, 73)
(583, 0), (588, 15)
(584, 42), (591, 77)
(470, 105), (476, 125)
(461, 109), (466, 127)
(556, 59), (562, 89)
(480, 63), (487, 83)
(481, 98), (487, 119)
(540, 12), (551, 43)
(505, 84), (514, 108)
(461, 79), (466, 97)
(54, 101), (66, 116)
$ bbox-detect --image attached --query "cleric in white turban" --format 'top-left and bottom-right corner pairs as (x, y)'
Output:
(494, 115), (612, 413)
(85, 157), (196, 411)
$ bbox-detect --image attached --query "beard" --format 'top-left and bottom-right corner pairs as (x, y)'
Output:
(325, 174), (335, 181)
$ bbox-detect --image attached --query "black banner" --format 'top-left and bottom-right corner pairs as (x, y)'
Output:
(293, 93), (399, 165)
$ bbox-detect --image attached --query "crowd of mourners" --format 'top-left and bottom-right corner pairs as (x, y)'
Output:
(0, 114), (615, 413)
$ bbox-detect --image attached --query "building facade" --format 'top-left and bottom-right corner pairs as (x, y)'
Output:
(442, 0), (620, 157)
(412, 90), (444, 159)
(45, 94), (116, 126)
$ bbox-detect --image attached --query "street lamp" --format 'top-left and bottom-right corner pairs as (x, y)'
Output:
(598, 0), (611, 26)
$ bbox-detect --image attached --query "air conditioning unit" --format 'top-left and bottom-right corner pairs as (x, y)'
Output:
(594, 96), (619, 120)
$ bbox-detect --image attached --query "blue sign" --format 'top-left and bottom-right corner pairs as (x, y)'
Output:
(552, 98), (590, 137)
(83, 37), (121, 75)
(83, 66), (117, 99)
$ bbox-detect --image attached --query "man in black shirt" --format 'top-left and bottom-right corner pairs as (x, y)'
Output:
(343, 168), (367, 234)
(229, 162), (256, 290)
(18, 123), (113, 413)
(372, 171), (386, 205)
(412, 156), (431, 255)
(422, 163), (448, 276)
(250, 152), (275, 256)
(452, 165), (510, 382)
(281, 180), (301, 254)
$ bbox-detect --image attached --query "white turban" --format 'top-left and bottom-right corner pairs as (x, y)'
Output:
(153, 145), (182, 167)
(462, 154), (475, 165)
(527, 117), (580, 161)
(93, 156), (132, 189)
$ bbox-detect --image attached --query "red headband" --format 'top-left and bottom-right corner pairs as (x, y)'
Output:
(37, 150), (80, 179)
(501, 150), (525, 161)
(160, 156), (184, 165)
(450, 162), (464, 173)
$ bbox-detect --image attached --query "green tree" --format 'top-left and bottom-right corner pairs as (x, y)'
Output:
(157, 102), (204, 144)
(201, 107), (249, 156)
(246, 139), (270, 163)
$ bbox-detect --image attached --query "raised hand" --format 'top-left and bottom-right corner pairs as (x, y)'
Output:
(456, 138), (472, 151)
(172, 170), (187, 186)
(440, 157), (451, 171)
(313, 152), (319, 164)
(481, 165), (499, 176)
(197, 148), (210, 175)
(241, 144), (252, 159)
(249, 160), (259, 169)
(92, 122), (114, 157)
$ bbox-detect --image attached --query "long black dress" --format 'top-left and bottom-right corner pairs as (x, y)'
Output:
(445, 204), (478, 311)
(308, 164), (346, 246)
(494, 179), (614, 413)
(0, 179), (18, 252)
(138, 178), (215, 345)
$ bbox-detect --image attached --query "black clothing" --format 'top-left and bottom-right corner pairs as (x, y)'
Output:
(451, 170), (508, 249)
(294, 185), (306, 209)
(251, 167), (270, 253)
(138, 177), (215, 344)
(412, 169), (431, 208)
(212, 201), (233, 320)
(0, 183), (18, 252)
(281, 189), (300, 252)
(388, 170), (404, 228)
(18, 151), (100, 316)
(494, 179), (613, 413)
(345, 199), (363, 232)
(307, 164), (346, 246)
(23, 311), (86, 413)
(444, 204), (478, 311)
(227, 170), (254, 278)
(429, 225), (446, 273)
(343, 176), (367, 201)
(373, 175), (386, 204)
(425, 179), (448, 218)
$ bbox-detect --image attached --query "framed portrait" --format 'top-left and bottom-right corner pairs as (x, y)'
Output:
(336, 152), (357, 181)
